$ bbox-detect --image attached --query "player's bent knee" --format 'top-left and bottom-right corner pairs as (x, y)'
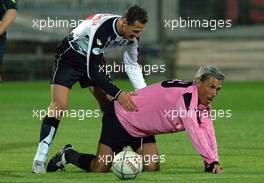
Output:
(50, 102), (67, 111)
(48, 102), (68, 118)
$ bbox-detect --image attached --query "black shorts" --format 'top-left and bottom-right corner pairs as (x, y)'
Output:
(99, 102), (156, 153)
(51, 37), (110, 89)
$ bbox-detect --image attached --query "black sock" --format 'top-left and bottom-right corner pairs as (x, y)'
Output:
(65, 149), (96, 172)
(39, 115), (60, 142)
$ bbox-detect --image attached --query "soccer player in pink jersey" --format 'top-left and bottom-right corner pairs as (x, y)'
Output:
(47, 65), (224, 174)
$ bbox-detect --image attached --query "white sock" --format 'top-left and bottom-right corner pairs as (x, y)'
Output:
(33, 127), (55, 163)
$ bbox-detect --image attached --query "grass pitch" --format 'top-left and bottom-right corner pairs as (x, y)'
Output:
(0, 80), (263, 183)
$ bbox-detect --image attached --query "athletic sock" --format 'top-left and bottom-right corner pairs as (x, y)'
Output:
(65, 149), (96, 172)
(33, 115), (60, 163)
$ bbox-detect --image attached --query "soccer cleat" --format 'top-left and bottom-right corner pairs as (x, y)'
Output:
(46, 144), (73, 172)
(32, 160), (46, 173)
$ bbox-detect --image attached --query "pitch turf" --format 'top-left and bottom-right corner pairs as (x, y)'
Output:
(0, 80), (263, 183)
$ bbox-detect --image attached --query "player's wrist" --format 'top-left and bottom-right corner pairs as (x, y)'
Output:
(114, 90), (123, 100)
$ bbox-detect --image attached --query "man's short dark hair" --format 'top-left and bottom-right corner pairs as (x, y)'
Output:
(124, 5), (148, 25)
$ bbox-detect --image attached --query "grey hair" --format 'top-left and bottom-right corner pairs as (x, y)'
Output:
(194, 65), (225, 81)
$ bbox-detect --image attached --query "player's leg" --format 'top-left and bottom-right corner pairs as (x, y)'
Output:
(46, 143), (113, 173)
(65, 100), (124, 172)
(88, 86), (112, 113)
(134, 138), (160, 171)
(32, 84), (70, 173)
(47, 102), (118, 173)
(32, 43), (84, 173)
(90, 143), (113, 172)
(89, 101), (125, 172)
(64, 143), (113, 172)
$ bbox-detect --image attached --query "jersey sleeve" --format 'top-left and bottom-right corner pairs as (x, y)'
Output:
(123, 40), (146, 90)
(2, 0), (17, 10)
(200, 110), (219, 161)
(87, 25), (122, 99)
(179, 97), (219, 164)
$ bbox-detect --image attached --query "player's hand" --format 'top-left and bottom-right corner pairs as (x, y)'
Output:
(117, 91), (137, 112)
(212, 164), (223, 174)
(205, 161), (223, 174)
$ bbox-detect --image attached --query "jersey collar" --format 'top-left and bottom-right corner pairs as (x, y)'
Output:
(113, 17), (123, 38)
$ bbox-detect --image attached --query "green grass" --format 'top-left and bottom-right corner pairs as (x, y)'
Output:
(0, 80), (264, 183)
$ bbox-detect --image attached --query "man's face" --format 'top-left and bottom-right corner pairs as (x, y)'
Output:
(122, 20), (145, 40)
(197, 76), (222, 105)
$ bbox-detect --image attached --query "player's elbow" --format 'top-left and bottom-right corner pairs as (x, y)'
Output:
(7, 9), (17, 21)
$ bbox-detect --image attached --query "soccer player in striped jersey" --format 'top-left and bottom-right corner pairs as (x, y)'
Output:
(32, 5), (160, 173)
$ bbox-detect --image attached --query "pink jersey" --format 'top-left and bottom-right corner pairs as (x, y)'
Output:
(115, 79), (219, 164)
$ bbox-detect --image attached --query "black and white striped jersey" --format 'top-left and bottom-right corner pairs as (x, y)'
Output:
(67, 14), (146, 98)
